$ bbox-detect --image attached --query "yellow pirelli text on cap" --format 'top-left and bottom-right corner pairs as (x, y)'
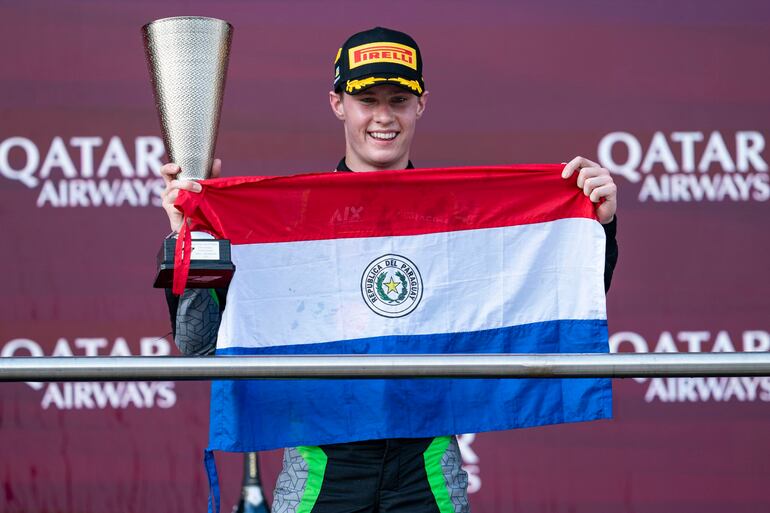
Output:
(348, 42), (417, 70)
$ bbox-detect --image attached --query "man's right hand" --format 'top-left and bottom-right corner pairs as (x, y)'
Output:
(160, 159), (222, 232)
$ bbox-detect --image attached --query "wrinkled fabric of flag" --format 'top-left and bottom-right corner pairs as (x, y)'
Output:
(173, 165), (612, 513)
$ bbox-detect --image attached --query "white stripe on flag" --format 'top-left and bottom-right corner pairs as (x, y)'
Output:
(217, 218), (606, 350)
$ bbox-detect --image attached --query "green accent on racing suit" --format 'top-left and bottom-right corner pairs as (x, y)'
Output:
(423, 436), (455, 513)
(296, 445), (328, 513)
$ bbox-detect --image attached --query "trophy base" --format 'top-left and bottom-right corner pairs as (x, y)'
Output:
(153, 236), (235, 289)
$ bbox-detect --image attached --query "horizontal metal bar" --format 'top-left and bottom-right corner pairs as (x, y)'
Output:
(1, 353), (770, 382)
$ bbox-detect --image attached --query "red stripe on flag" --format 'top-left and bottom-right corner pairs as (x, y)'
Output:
(174, 165), (597, 245)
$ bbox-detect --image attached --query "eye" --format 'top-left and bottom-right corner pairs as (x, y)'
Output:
(391, 96), (408, 104)
(359, 96), (376, 104)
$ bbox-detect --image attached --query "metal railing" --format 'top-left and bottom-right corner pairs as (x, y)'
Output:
(2, 353), (770, 382)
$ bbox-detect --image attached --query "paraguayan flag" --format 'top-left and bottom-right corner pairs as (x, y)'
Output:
(173, 165), (611, 511)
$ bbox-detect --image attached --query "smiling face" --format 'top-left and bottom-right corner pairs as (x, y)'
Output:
(329, 84), (428, 171)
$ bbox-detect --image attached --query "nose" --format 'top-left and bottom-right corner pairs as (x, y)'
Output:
(372, 102), (395, 125)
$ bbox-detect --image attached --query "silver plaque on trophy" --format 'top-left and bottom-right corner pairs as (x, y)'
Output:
(144, 16), (235, 289)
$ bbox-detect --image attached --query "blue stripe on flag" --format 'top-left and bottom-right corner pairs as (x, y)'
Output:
(207, 319), (611, 452)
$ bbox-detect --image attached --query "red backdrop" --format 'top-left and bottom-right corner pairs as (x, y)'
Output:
(2, 1), (770, 512)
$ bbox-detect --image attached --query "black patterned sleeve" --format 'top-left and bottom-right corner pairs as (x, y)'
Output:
(165, 288), (227, 356)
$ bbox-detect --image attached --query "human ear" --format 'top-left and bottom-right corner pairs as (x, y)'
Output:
(415, 90), (429, 118)
(329, 91), (345, 120)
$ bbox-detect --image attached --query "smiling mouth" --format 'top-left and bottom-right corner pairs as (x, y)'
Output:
(368, 131), (399, 141)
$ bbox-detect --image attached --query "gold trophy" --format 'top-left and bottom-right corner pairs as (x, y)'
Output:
(143, 16), (235, 289)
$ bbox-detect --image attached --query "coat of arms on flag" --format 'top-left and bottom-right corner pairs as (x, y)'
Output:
(361, 254), (423, 317)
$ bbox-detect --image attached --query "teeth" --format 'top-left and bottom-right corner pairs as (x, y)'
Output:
(369, 132), (397, 140)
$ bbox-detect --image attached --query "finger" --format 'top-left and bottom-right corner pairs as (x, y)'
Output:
(562, 156), (601, 179)
(561, 156), (583, 179)
(576, 166), (608, 188)
(162, 191), (180, 212)
(589, 183), (617, 203)
(165, 188), (178, 204)
(211, 158), (222, 178)
(169, 179), (202, 193)
(582, 174), (612, 196)
(160, 163), (181, 183)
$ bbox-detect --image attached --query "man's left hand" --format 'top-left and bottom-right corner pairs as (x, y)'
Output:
(561, 156), (617, 224)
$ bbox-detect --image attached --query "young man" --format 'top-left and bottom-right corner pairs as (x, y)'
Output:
(161, 27), (618, 513)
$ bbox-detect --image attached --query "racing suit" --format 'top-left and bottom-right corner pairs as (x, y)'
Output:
(165, 159), (619, 513)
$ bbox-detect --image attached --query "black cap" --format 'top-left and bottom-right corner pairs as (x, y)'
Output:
(333, 27), (425, 96)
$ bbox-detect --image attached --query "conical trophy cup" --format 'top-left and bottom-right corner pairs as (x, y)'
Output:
(145, 16), (235, 289)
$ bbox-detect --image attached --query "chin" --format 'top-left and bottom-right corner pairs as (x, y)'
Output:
(371, 158), (404, 170)
(367, 150), (404, 166)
